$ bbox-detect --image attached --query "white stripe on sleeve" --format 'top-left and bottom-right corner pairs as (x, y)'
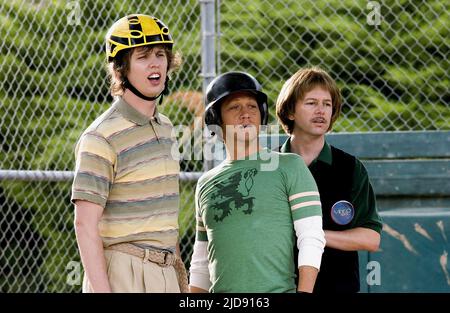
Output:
(289, 191), (320, 202)
(291, 200), (322, 211)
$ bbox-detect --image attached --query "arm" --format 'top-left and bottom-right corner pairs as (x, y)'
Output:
(294, 216), (326, 293)
(189, 241), (210, 293)
(190, 286), (209, 293)
(298, 266), (319, 293)
(286, 155), (325, 292)
(325, 227), (380, 252)
(189, 180), (211, 293)
(74, 200), (111, 292)
(326, 159), (381, 252)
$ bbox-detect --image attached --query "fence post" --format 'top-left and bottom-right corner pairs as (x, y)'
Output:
(200, 0), (216, 171)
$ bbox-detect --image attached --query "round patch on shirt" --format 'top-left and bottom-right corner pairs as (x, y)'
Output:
(331, 200), (354, 225)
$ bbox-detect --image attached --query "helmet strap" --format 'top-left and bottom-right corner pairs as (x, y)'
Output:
(123, 78), (167, 103)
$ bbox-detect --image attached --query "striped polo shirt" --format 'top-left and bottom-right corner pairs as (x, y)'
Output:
(71, 97), (180, 250)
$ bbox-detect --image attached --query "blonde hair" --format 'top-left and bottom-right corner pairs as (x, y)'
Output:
(276, 66), (342, 134)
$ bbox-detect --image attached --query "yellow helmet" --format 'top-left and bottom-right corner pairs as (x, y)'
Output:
(106, 14), (173, 62)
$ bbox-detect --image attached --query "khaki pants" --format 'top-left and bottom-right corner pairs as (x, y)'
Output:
(82, 249), (180, 293)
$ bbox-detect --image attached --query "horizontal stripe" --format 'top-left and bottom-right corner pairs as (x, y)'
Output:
(291, 201), (322, 211)
(115, 160), (179, 183)
(105, 197), (179, 215)
(96, 115), (136, 138)
(114, 174), (178, 186)
(81, 152), (114, 167)
(117, 156), (173, 176)
(102, 208), (179, 222)
(289, 191), (320, 202)
(118, 137), (174, 156)
(72, 188), (107, 199)
(71, 191), (107, 207)
(76, 156), (114, 179)
(99, 214), (178, 238)
(107, 192), (179, 205)
(75, 171), (110, 184)
(106, 124), (138, 140)
(103, 228), (179, 241)
(78, 135), (115, 163)
(117, 143), (175, 167)
(108, 123), (172, 146)
(108, 178), (178, 201)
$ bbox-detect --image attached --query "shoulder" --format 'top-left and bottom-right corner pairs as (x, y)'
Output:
(330, 145), (370, 182)
(81, 105), (123, 140)
(276, 151), (308, 169)
(330, 145), (356, 162)
(75, 106), (125, 153)
(330, 145), (358, 170)
(158, 113), (174, 127)
(196, 163), (226, 189)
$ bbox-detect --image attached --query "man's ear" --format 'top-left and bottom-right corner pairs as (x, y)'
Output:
(114, 70), (122, 81)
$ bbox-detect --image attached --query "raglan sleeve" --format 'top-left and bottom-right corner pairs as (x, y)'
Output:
(284, 154), (326, 270)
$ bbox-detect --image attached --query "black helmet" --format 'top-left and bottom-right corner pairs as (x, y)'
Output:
(204, 72), (269, 127)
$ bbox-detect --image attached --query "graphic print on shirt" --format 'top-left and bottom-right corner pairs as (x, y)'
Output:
(210, 168), (258, 222)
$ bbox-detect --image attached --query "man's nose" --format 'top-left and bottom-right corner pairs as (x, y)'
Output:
(315, 103), (326, 114)
(240, 107), (252, 118)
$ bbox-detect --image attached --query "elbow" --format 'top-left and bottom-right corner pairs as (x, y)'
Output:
(74, 217), (87, 237)
(367, 244), (379, 253)
(74, 216), (97, 237)
(367, 234), (381, 252)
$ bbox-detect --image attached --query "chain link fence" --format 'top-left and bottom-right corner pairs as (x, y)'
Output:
(0, 0), (202, 292)
(218, 0), (449, 130)
(0, 0), (448, 292)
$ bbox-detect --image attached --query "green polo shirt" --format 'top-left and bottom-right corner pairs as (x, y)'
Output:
(281, 138), (382, 233)
(71, 97), (180, 249)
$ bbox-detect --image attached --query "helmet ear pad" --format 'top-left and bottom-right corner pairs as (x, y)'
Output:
(259, 102), (268, 125)
(205, 103), (222, 136)
(255, 93), (269, 126)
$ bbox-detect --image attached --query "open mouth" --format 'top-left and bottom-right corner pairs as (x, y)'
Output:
(147, 73), (161, 82)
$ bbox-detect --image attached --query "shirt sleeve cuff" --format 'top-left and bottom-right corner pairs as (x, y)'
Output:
(189, 273), (211, 291)
(298, 245), (324, 270)
(71, 192), (106, 207)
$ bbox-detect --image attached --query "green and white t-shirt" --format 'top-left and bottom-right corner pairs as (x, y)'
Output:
(195, 148), (322, 292)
